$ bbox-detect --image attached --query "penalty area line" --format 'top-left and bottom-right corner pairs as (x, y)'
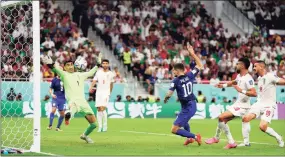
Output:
(120, 130), (275, 146)
(2, 145), (63, 156)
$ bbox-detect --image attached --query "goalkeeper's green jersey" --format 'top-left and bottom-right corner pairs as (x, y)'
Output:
(53, 66), (98, 102)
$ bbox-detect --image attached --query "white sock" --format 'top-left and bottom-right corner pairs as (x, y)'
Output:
(97, 111), (103, 129)
(102, 110), (108, 130)
(214, 122), (225, 140)
(242, 122), (250, 145)
(224, 123), (235, 144)
(265, 127), (281, 140)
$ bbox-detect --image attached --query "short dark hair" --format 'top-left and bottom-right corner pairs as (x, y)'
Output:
(256, 60), (266, 65)
(102, 59), (109, 63)
(64, 60), (73, 66)
(173, 63), (185, 71)
(238, 58), (250, 69)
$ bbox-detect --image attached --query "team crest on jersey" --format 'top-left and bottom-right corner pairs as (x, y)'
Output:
(170, 83), (175, 87)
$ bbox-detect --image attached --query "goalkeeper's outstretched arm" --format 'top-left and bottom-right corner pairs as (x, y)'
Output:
(81, 66), (99, 80)
(41, 55), (65, 77)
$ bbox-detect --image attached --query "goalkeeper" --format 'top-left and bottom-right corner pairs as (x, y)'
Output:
(42, 56), (99, 144)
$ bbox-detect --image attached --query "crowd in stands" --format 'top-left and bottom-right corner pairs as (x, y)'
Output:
(231, 1), (285, 30)
(1, 0), (285, 86)
(1, 0), (104, 81)
(92, 0), (285, 86)
(1, 2), (33, 81)
(39, 0), (103, 79)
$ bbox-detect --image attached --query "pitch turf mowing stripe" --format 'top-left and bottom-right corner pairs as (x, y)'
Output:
(120, 130), (276, 146)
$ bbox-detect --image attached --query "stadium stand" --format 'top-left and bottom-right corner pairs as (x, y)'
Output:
(91, 0), (285, 83)
(1, 2), (33, 81)
(1, 0), (101, 81)
(1, 0), (284, 83)
(230, 1), (285, 30)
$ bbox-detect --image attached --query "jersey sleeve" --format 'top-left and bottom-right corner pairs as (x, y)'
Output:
(81, 66), (98, 80)
(186, 67), (200, 79)
(53, 65), (66, 78)
(245, 76), (255, 89)
(169, 79), (176, 91)
(50, 79), (55, 89)
(269, 73), (281, 84)
(235, 74), (240, 82)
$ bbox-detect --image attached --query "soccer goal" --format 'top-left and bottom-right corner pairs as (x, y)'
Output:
(1, 0), (41, 153)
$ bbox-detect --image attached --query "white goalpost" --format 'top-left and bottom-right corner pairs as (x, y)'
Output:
(1, 0), (40, 153)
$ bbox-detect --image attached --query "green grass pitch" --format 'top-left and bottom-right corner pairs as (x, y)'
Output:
(3, 118), (285, 155)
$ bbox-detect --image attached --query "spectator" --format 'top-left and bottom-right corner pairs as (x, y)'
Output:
(7, 88), (17, 101)
(114, 67), (123, 83)
(210, 74), (220, 85)
(137, 96), (144, 102)
(16, 93), (22, 101)
(123, 48), (132, 72)
(197, 91), (205, 103)
(116, 95), (122, 102)
(156, 97), (161, 102)
(126, 95), (132, 102)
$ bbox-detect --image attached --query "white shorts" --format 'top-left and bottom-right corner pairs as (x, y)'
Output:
(248, 102), (275, 123)
(227, 102), (250, 117)
(95, 94), (109, 107)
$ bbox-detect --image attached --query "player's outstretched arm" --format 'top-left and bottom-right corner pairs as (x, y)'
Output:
(215, 80), (236, 88)
(41, 55), (65, 77)
(164, 90), (174, 103)
(81, 66), (99, 80)
(232, 85), (257, 97)
(186, 42), (203, 70)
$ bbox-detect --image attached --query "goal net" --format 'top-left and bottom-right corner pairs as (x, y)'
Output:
(1, 0), (41, 152)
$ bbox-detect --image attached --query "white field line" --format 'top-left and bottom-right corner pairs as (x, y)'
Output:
(2, 145), (63, 156)
(120, 130), (276, 146)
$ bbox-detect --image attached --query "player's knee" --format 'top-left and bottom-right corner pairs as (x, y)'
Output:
(242, 116), (250, 122)
(59, 111), (65, 117)
(171, 126), (179, 134)
(218, 115), (224, 122)
(51, 109), (57, 113)
(259, 122), (268, 132)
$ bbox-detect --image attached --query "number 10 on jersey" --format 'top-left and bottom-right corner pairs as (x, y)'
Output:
(182, 82), (192, 97)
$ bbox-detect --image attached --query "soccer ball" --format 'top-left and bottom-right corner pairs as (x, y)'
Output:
(74, 56), (87, 71)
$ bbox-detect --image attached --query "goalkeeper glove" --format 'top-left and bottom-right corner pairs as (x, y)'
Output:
(41, 55), (54, 69)
(96, 53), (102, 67)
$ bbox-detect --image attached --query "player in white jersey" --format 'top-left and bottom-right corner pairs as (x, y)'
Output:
(242, 60), (285, 148)
(205, 58), (257, 149)
(89, 59), (114, 132)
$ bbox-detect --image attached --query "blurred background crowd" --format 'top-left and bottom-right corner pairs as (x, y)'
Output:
(1, 0), (284, 101)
